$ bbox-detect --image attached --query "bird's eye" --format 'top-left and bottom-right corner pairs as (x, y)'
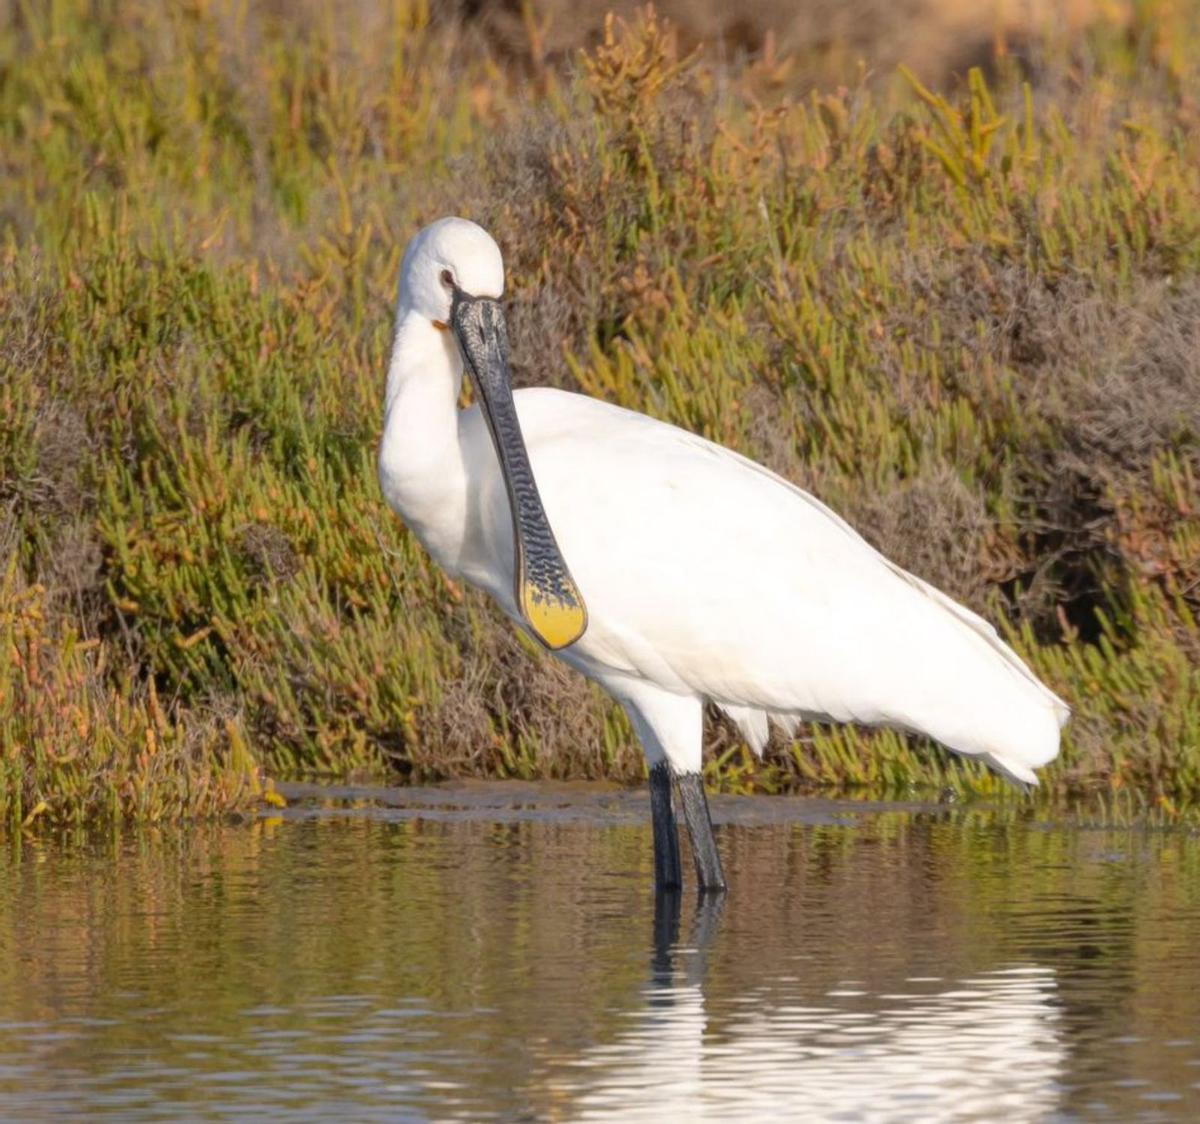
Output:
(440, 269), (455, 288)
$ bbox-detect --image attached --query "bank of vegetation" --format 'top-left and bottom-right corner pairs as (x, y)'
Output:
(1, 1), (1197, 825)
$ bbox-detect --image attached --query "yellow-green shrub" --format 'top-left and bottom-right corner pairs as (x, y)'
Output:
(1, 1), (1198, 822)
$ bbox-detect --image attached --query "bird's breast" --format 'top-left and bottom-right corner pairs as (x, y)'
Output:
(378, 442), (471, 579)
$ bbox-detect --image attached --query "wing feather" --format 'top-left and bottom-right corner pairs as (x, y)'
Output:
(509, 389), (1067, 777)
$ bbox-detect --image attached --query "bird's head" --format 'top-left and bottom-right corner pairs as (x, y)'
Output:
(394, 217), (587, 651)
(398, 216), (505, 327)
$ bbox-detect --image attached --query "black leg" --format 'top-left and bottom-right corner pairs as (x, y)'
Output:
(649, 761), (682, 891)
(675, 771), (727, 893)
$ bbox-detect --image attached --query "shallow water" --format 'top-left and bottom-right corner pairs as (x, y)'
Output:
(1, 782), (1199, 1121)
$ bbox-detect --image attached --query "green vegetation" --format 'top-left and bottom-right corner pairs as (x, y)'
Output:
(1, 2), (1198, 826)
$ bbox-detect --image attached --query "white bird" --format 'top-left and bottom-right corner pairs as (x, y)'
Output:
(378, 216), (1070, 892)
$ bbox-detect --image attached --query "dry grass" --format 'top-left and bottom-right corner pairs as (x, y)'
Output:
(1, 0), (1198, 824)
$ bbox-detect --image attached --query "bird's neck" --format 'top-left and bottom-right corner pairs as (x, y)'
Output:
(379, 310), (468, 560)
(384, 309), (463, 421)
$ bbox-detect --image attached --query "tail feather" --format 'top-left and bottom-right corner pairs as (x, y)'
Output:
(983, 753), (1040, 787)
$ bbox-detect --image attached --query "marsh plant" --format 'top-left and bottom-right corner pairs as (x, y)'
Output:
(1, 2), (1197, 825)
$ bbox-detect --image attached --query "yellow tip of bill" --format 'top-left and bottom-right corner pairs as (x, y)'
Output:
(521, 582), (587, 650)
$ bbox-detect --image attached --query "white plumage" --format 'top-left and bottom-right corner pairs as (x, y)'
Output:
(380, 217), (1068, 799)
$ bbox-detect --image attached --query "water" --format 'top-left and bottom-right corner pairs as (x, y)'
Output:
(1, 781), (1198, 1121)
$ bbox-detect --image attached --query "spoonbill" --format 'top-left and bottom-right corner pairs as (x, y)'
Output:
(378, 217), (1069, 893)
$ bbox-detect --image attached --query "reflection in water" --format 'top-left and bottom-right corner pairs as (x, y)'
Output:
(558, 894), (1064, 1121)
(0, 786), (1197, 1121)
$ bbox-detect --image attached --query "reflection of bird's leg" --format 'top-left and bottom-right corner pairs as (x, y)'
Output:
(651, 883), (682, 987)
(685, 891), (726, 987)
(675, 772), (727, 893)
(649, 761), (682, 891)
